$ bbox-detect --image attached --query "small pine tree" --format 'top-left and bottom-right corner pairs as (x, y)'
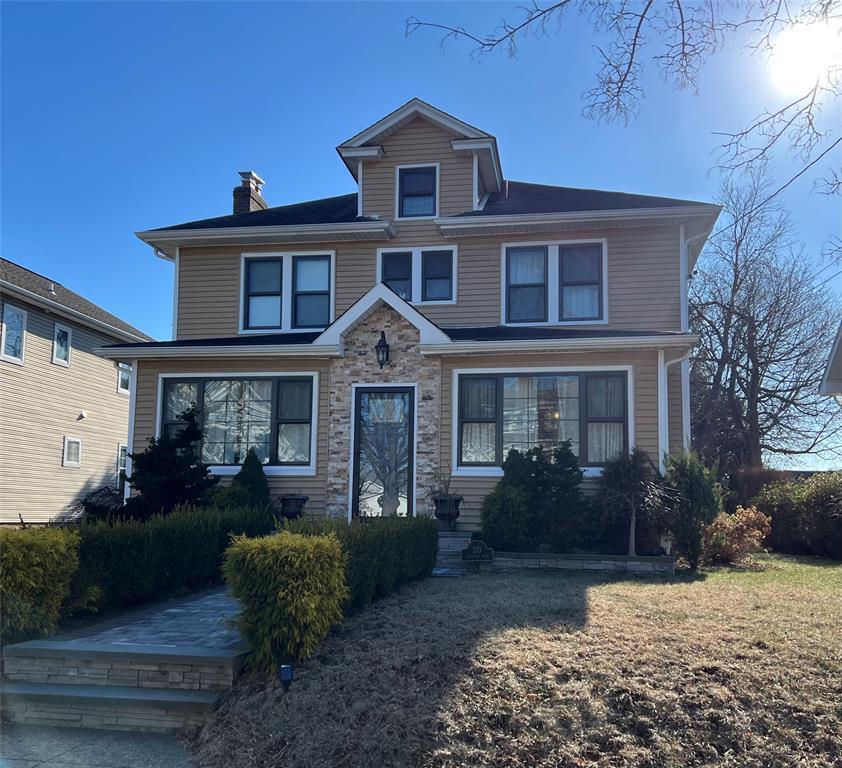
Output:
(230, 448), (271, 507)
(126, 407), (218, 519)
(663, 451), (723, 570)
(599, 449), (659, 556)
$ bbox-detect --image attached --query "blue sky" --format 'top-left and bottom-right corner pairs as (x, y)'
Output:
(2, 1), (839, 335)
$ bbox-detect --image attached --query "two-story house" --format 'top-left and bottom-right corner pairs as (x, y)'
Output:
(0, 258), (152, 523)
(99, 99), (720, 530)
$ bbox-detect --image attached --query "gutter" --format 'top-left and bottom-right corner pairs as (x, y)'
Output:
(419, 334), (699, 356)
(93, 343), (342, 361)
(0, 280), (150, 344)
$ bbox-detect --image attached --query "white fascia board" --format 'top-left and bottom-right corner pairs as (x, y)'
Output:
(450, 138), (503, 189)
(337, 146), (384, 160)
(0, 280), (150, 344)
(94, 344), (341, 361)
(339, 98), (489, 148)
(435, 205), (720, 233)
(315, 283), (451, 346)
(819, 321), (842, 395)
(419, 334), (699, 356)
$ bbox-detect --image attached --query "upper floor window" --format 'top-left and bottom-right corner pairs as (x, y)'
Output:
(117, 362), (132, 395)
(503, 241), (606, 325)
(241, 252), (334, 332)
(1, 303), (26, 365)
(397, 165), (438, 219)
(378, 246), (456, 305)
(52, 322), (71, 367)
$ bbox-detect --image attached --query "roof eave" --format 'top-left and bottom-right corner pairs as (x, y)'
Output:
(94, 343), (342, 361)
(136, 220), (396, 260)
(420, 333), (699, 356)
(0, 280), (151, 344)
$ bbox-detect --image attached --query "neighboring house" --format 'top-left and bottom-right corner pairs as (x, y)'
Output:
(0, 258), (152, 523)
(99, 99), (720, 530)
(820, 321), (842, 401)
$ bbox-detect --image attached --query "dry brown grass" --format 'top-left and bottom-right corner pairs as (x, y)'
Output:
(190, 555), (842, 767)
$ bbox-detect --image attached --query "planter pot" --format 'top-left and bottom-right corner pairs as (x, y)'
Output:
(280, 495), (309, 521)
(432, 494), (463, 531)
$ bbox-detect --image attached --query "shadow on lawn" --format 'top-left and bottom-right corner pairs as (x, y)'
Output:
(191, 569), (663, 768)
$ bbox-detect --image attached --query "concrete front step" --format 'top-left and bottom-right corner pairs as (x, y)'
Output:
(1, 682), (219, 733)
(2, 640), (249, 693)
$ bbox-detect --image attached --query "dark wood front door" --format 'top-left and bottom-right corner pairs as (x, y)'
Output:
(352, 387), (415, 518)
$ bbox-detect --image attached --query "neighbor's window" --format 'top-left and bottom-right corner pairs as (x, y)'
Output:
(560, 243), (602, 320)
(1, 303), (26, 365)
(52, 323), (71, 367)
(458, 372), (627, 468)
(117, 363), (131, 395)
(63, 436), (82, 468)
(160, 376), (315, 467)
(244, 257), (282, 330)
(381, 252), (412, 301)
(117, 443), (128, 491)
(398, 166), (437, 218)
(504, 242), (606, 324)
(379, 247), (455, 304)
(506, 247), (547, 323)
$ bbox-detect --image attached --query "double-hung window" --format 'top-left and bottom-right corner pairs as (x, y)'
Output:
(397, 166), (437, 218)
(117, 363), (131, 395)
(504, 241), (606, 324)
(457, 371), (627, 469)
(52, 323), (71, 367)
(1, 303), (26, 365)
(159, 375), (316, 470)
(242, 253), (334, 332)
(379, 247), (456, 304)
(117, 443), (128, 491)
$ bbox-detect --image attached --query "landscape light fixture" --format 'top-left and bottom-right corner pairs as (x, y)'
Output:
(279, 663), (294, 691)
(375, 331), (390, 369)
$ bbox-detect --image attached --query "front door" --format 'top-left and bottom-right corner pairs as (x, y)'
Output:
(352, 387), (415, 518)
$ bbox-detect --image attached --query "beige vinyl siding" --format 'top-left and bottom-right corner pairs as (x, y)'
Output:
(362, 116), (473, 219)
(132, 357), (331, 515)
(0, 297), (130, 523)
(176, 223), (682, 338)
(439, 350), (660, 529)
(668, 363), (685, 454)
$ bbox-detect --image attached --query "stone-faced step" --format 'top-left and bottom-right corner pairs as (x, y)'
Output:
(0, 682), (219, 734)
(2, 640), (249, 692)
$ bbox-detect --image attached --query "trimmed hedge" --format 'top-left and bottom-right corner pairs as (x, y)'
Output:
(224, 531), (348, 670)
(72, 503), (277, 611)
(755, 471), (842, 559)
(0, 527), (80, 643)
(284, 516), (438, 611)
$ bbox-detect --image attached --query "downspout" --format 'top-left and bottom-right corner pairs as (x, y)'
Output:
(123, 358), (139, 502)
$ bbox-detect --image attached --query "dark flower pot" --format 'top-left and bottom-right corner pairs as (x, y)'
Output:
(432, 494), (463, 531)
(280, 495), (309, 520)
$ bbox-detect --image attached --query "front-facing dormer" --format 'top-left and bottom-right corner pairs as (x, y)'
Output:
(336, 99), (503, 221)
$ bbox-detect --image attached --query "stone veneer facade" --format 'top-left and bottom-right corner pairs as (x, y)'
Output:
(325, 302), (442, 517)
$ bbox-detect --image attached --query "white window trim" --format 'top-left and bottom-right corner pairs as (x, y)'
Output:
(1, 303), (27, 366)
(394, 163), (440, 221)
(117, 442), (128, 487)
(52, 322), (72, 367)
(450, 365), (635, 479)
(117, 362), (132, 395)
(238, 251), (336, 335)
(376, 245), (457, 306)
(154, 371), (320, 477)
(63, 436), (82, 469)
(500, 239), (609, 327)
(347, 382), (418, 521)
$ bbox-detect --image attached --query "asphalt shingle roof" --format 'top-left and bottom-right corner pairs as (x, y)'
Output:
(1, 258), (152, 341)
(151, 181), (710, 233)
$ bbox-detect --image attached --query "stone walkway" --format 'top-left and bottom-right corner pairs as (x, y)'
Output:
(54, 588), (242, 651)
(0, 724), (192, 767)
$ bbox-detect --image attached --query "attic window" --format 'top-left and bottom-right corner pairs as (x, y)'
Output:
(398, 166), (437, 218)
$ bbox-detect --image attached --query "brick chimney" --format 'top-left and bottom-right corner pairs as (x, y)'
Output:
(233, 171), (268, 214)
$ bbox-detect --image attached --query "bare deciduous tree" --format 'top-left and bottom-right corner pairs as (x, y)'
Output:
(407, 1), (842, 207)
(689, 168), (842, 492)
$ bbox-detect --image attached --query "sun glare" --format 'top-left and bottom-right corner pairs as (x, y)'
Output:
(768, 20), (842, 95)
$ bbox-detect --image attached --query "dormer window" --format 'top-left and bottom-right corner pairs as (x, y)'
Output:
(397, 165), (438, 219)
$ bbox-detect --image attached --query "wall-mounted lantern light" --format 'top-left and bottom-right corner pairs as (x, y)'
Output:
(375, 331), (390, 369)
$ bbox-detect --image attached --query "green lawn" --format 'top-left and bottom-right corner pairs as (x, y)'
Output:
(191, 555), (842, 767)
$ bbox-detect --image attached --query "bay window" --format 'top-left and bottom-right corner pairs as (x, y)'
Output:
(159, 375), (315, 468)
(504, 241), (606, 324)
(458, 371), (627, 468)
